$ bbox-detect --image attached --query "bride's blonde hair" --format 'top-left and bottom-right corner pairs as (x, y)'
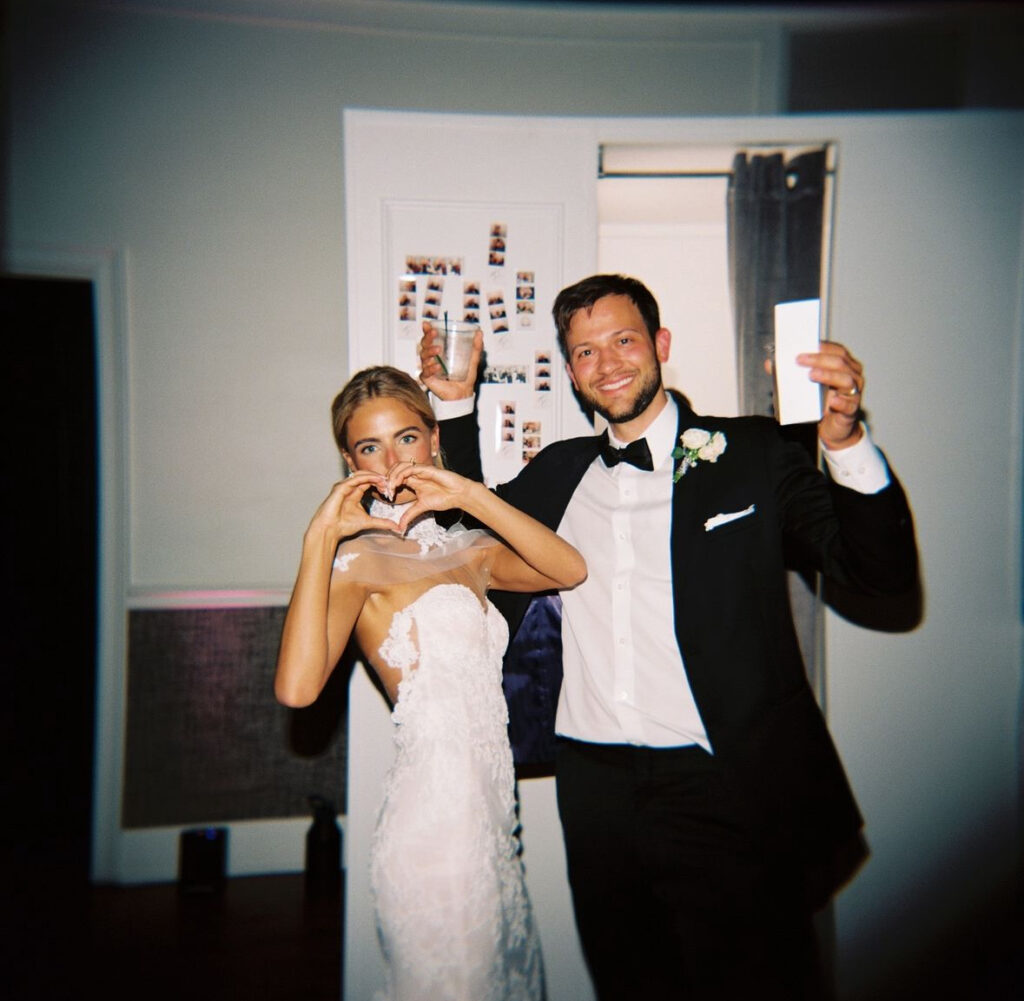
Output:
(330, 366), (444, 469)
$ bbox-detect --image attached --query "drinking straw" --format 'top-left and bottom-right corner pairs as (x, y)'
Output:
(435, 311), (449, 375)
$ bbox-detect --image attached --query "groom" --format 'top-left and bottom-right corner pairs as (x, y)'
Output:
(419, 274), (918, 999)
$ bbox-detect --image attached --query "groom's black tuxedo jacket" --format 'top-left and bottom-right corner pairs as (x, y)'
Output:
(441, 390), (918, 907)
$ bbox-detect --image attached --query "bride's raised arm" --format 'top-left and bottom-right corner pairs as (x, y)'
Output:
(274, 470), (398, 708)
(387, 461), (586, 593)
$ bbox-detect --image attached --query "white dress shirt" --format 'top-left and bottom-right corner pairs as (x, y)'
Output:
(432, 392), (889, 751)
(556, 397), (710, 748)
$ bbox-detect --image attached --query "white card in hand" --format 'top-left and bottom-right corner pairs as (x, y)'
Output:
(773, 299), (822, 425)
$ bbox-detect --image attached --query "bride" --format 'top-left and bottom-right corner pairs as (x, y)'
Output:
(274, 366), (586, 1001)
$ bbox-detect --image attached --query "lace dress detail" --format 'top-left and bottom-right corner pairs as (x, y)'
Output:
(335, 507), (543, 1001)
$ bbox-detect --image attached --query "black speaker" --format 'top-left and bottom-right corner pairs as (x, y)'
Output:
(178, 826), (227, 893)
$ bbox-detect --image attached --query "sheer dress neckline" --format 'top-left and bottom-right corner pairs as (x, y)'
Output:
(331, 504), (500, 587)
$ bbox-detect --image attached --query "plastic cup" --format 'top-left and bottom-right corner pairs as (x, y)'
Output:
(432, 319), (477, 381)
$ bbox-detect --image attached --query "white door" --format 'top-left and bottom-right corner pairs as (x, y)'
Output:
(343, 108), (600, 1001)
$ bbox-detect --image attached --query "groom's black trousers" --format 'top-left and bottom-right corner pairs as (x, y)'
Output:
(555, 738), (828, 1001)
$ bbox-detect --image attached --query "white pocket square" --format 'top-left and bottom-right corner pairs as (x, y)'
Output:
(704, 504), (755, 532)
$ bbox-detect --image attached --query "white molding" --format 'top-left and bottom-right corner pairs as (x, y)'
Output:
(113, 816), (346, 883)
(81, 1), (785, 114)
(81, 0), (894, 40)
(126, 587), (293, 608)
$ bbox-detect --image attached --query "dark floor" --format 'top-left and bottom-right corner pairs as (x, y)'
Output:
(5, 874), (341, 1001)
(5, 867), (1022, 999)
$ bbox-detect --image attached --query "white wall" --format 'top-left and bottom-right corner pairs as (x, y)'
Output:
(822, 113), (1024, 998)
(5, 2), (1023, 1000)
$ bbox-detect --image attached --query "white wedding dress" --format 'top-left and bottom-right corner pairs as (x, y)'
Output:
(334, 505), (544, 1001)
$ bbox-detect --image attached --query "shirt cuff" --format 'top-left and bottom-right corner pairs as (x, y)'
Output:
(820, 424), (890, 494)
(430, 394), (475, 420)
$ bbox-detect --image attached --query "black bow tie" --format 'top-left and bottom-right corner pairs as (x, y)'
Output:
(600, 434), (653, 471)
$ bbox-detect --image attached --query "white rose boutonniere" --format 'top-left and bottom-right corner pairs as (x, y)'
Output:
(672, 428), (727, 482)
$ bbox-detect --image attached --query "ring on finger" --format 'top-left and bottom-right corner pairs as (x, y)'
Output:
(843, 385), (861, 397)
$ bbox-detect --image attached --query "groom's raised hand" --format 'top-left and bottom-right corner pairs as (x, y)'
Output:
(797, 341), (865, 450)
(418, 321), (483, 401)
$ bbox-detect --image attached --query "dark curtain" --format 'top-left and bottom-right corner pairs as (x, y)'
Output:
(727, 146), (837, 986)
(726, 149), (828, 700)
(728, 149), (827, 418)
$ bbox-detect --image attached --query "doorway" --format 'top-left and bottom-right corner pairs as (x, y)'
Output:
(2, 274), (98, 991)
(597, 140), (836, 421)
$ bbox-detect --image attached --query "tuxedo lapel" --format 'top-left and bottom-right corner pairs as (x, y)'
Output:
(500, 432), (602, 532)
(668, 393), (703, 600)
(552, 436), (603, 523)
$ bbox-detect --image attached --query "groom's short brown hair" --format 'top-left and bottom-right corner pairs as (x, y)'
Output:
(552, 274), (661, 361)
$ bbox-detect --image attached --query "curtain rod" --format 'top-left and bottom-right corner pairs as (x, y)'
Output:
(597, 148), (835, 180)
(598, 167), (837, 180)
(598, 169), (734, 179)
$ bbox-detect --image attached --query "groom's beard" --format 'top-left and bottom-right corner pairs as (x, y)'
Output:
(581, 366), (664, 427)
